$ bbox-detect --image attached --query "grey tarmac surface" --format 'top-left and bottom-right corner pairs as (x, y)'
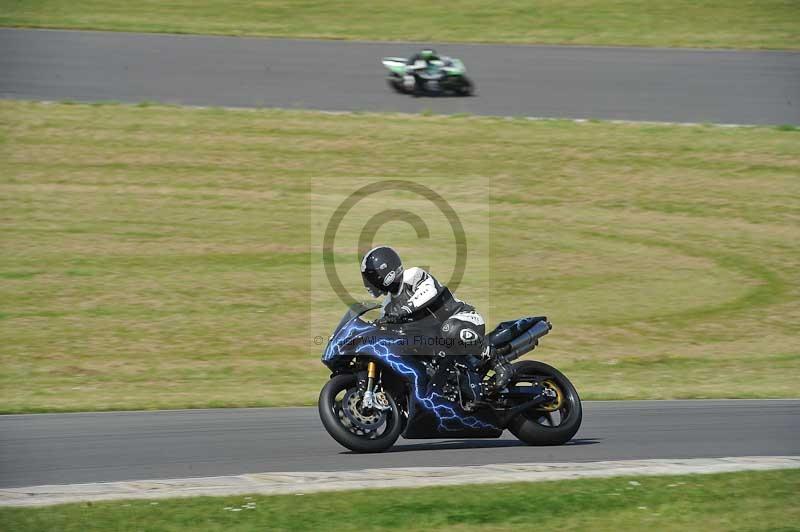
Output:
(1, 28), (799, 124)
(1, 400), (798, 489)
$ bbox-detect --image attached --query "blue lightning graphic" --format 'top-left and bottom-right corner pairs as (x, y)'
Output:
(324, 319), (496, 431)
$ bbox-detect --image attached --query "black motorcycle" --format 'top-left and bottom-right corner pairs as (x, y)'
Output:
(318, 303), (582, 452)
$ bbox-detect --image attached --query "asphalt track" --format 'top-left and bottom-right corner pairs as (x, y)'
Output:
(1, 400), (798, 489)
(2, 28), (799, 124)
(1, 29), (799, 493)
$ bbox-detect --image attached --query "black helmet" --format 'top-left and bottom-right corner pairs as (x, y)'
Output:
(360, 246), (403, 297)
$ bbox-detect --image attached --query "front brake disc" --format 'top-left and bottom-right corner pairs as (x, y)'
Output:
(342, 388), (387, 431)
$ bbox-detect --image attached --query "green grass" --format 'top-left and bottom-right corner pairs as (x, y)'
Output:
(2, 469), (799, 531)
(1, 100), (799, 413)
(1, 0), (799, 49)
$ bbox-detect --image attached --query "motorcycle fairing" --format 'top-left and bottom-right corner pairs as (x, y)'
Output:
(381, 56), (466, 77)
(323, 311), (502, 438)
(381, 58), (408, 75)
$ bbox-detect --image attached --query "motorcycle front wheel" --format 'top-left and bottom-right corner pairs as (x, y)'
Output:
(455, 76), (474, 96)
(506, 360), (582, 445)
(318, 373), (404, 453)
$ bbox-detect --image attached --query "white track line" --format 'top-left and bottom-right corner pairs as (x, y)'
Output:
(2, 456), (797, 507)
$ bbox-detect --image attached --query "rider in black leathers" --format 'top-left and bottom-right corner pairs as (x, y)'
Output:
(404, 49), (441, 95)
(360, 246), (513, 395)
(406, 48), (440, 67)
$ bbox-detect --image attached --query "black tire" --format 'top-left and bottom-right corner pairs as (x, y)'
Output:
(456, 76), (474, 96)
(507, 360), (582, 446)
(318, 373), (403, 453)
(387, 77), (405, 94)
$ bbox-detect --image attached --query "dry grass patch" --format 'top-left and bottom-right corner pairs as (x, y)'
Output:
(1, 0), (798, 49)
(1, 100), (798, 412)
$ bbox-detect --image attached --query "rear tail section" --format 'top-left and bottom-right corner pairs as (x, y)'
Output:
(381, 58), (408, 75)
(496, 320), (552, 362)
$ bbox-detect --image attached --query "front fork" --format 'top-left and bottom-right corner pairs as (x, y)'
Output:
(362, 361), (391, 411)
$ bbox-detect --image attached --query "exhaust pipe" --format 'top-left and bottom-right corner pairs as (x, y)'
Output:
(496, 320), (552, 362)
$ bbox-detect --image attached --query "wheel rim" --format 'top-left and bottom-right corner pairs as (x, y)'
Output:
(513, 373), (574, 429)
(331, 385), (394, 440)
(540, 379), (565, 412)
(342, 388), (387, 430)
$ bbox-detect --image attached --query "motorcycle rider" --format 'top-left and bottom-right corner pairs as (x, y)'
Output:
(360, 246), (513, 394)
(406, 48), (440, 67)
(404, 48), (441, 95)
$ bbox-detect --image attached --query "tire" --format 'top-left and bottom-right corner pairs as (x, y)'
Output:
(456, 76), (474, 96)
(318, 373), (403, 453)
(387, 77), (405, 94)
(507, 360), (582, 446)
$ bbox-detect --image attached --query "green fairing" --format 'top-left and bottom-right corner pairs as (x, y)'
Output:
(443, 59), (465, 75)
(382, 56), (466, 76)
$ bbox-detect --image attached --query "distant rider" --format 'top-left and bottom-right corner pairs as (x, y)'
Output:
(404, 48), (441, 95)
(406, 48), (441, 67)
(360, 246), (513, 394)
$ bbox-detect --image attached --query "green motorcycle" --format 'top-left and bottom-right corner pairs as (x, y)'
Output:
(382, 56), (474, 96)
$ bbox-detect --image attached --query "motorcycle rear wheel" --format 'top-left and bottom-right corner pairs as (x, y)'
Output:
(506, 360), (582, 445)
(318, 373), (403, 453)
(387, 76), (406, 94)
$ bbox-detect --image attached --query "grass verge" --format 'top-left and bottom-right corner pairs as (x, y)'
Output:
(1, 1), (799, 49)
(1, 469), (798, 531)
(1, 100), (799, 412)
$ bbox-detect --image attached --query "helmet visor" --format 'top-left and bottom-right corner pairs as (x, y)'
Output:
(361, 270), (384, 297)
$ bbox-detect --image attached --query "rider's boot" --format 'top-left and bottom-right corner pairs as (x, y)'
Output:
(492, 356), (514, 389)
(481, 346), (514, 390)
